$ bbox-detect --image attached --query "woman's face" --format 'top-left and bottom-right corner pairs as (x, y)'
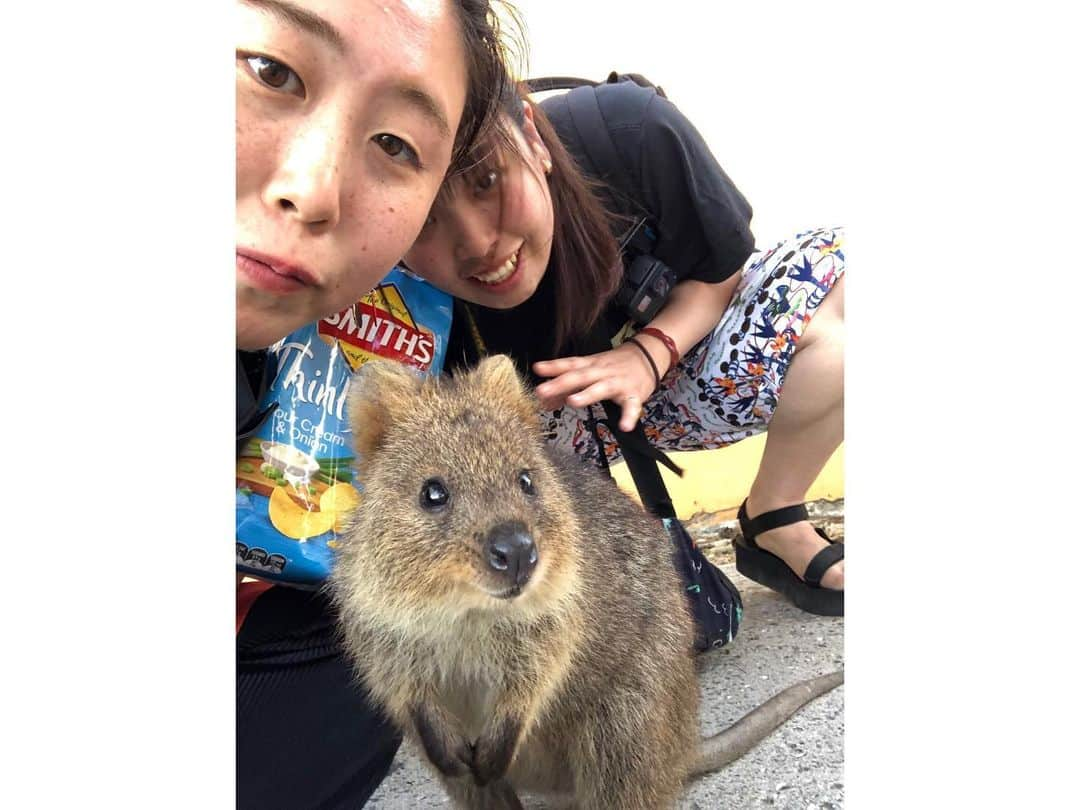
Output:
(404, 104), (555, 310)
(236, 0), (469, 349)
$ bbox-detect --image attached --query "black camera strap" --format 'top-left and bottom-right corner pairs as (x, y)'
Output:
(553, 79), (683, 513)
(525, 75), (599, 94)
(563, 86), (638, 216)
(524, 73), (683, 515)
(576, 327), (683, 519)
(524, 71), (667, 100)
(464, 72), (684, 516)
(528, 74), (655, 248)
(526, 73), (745, 652)
(597, 401), (681, 519)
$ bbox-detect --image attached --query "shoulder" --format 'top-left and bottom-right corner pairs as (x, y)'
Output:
(594, 80), (696, 149)
(593, 79), (661, 128)
(544, 80), (706, 178)
(539, 79), (662, 140)
(537, 80), (673, 201)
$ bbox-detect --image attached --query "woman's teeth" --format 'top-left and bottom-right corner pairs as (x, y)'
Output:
(473, 251), (519, 285)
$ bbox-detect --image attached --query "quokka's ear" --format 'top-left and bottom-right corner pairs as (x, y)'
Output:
(347, 359), (424, 458)
(470, 354), (539, 426)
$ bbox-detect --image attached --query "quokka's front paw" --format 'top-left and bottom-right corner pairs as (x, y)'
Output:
(471, 716), (523, 787)
(412, 705), (476, 780)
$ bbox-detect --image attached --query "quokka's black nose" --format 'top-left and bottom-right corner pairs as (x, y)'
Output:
(484, 523), (538, 587)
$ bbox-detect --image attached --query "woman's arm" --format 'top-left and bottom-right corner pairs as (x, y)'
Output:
(533, 272), (740, 431)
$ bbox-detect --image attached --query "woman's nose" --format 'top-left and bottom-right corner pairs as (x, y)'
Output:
(453, 204), (499, 264)
(264, 118), (348, 230)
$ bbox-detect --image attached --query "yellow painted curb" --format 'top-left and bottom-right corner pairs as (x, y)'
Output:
(610, 436), (844, 520)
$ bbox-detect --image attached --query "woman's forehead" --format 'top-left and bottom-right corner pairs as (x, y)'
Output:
(243, 0), (466, 84)
(242, 0), (454, 42)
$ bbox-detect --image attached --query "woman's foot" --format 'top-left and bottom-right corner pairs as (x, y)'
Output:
(743, 497), (844, 591)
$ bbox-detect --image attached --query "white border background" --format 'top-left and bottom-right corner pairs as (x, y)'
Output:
(3, 0), (1076, 805)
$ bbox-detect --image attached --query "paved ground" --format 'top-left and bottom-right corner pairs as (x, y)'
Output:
(366, 555), (844, 807)
(676, 566), (844, 809)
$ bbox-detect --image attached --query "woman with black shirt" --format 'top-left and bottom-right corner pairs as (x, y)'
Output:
(403, 78), (845, 618)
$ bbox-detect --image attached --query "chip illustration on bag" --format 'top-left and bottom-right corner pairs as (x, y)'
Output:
(236, 266), (452, 586)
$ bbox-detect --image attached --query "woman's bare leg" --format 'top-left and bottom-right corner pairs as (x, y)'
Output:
(744, 275), (844, 590)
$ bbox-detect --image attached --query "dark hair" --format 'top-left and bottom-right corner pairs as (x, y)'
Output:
(502, 84), (624, 353)
(448, 1), (521, 176)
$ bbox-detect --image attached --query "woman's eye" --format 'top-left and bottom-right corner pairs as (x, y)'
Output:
(419, 478), (451, 511)
(518, 470), (536, 496)
(476, 169), (499, 193)
(242, 55), (304, 96)
(374, 133), (421, 168)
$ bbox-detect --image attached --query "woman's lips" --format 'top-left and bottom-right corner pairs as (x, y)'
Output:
(236, 250), (316, 295)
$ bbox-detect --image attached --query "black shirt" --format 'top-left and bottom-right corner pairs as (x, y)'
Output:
(446, 79), (755, 381)
(236, 349), (278, 456)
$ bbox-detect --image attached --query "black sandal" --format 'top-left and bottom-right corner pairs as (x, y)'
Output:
(734, 500), (844, 617)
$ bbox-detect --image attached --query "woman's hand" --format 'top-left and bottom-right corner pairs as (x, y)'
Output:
(531, 278), (740, 433)
(533, 341), (663, 432)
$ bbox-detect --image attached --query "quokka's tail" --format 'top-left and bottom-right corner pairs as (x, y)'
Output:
(691, 669), (844, 777)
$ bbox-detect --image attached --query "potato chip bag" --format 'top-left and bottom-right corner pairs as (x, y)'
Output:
(236, 266), (451, 585)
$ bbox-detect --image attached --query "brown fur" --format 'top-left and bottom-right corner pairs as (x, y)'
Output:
(332, 356), (839, 809)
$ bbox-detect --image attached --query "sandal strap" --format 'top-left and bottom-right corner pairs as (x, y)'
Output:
(803, 539), (844, 587)
(741, 502), (810, 541)
(736, 500), (759, 547)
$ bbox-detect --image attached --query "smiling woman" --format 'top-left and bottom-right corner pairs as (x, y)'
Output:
(235, 2), (519, 809)
(235, 0), (514, 350)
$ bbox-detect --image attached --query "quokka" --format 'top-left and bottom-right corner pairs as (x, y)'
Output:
(332, 355), (841, 809)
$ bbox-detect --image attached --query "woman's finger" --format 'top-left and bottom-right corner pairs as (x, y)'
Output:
(565, 378), (621, 409)
(532, 355), (589, 378)
(618, 395), (643, 432)
(534, 365), (606, 402)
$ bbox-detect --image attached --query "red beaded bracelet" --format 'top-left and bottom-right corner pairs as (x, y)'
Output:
(636, 327), (680, 375)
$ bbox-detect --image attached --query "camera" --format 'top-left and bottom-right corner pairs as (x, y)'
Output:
(612, 216), (677, 326)
(615, 252), (677, 326)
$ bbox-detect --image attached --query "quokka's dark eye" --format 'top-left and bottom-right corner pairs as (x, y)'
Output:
(518, 470), (536, 496)
(419, 478), (451, 511)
